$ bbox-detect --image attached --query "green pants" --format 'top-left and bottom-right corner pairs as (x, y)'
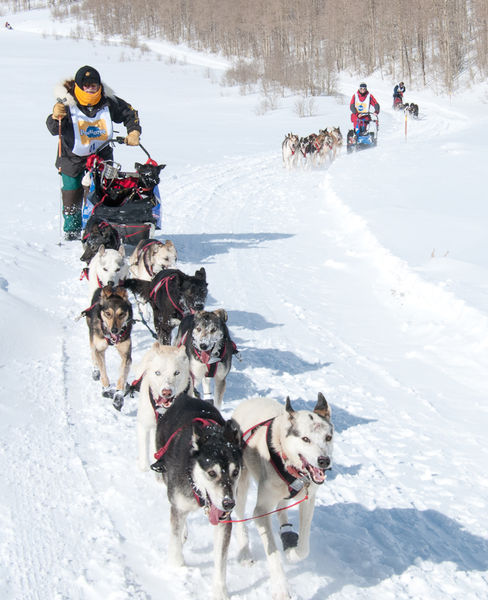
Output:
(61, 174), (84, 233)
(61, 173), (83, 191)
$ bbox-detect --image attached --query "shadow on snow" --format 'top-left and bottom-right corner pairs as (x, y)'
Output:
(160, 232), (294, 265)
(303, 503), (488, 597)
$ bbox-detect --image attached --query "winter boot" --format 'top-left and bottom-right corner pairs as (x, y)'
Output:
(62, 188), (83, 240)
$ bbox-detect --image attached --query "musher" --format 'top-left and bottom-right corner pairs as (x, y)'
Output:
(46, 65), (141, 240)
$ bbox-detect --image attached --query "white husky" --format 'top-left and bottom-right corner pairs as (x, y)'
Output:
(133, 343), (190, 471)
(87, 244), (129, 298)
(232, 393), (334, 600)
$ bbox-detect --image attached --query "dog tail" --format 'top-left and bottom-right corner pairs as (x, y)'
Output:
(123, 278), (152, 300)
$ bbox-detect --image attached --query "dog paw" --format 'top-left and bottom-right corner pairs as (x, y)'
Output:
(285, 544), (308, 563)
(102, 385), (115, 398)
(112, 391), (124, 411)
(237, 548), (254, 565)
(92, 368), (101, 381)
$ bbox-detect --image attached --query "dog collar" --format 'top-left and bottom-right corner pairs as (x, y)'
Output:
(101, 320), (131, 345)
(180, 332), (238, 378)
(194, 342), (226, 377)
(265, 421), (306, 499)
(137, 240), (160, 278)
(240, 418), (305, 498)
(191, 483), (206, 508)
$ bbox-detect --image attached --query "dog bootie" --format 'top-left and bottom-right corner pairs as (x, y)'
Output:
(112, 391), (124, 411)
(280, 523), (299, 550)
(150, 459), (166, 473)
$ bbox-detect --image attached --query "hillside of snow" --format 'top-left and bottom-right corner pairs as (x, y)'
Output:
(1, 8), (488, 600)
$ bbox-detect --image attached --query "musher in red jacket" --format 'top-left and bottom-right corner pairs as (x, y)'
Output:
(350, 82), (380, 128)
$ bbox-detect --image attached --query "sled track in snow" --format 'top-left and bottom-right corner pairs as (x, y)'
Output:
(10, 149), (487, 600)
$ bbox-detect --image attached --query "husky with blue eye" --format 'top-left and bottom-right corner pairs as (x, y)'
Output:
(131, 342), (190, 471)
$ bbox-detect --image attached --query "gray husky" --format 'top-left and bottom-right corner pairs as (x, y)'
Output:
(232, 393), (334, 600)
(174, 309), (237, 409)
(151, 394), (242, 600)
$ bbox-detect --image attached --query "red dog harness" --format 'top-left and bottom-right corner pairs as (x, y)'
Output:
(150, 275), (189, 317)
(242, 418), (305, 499)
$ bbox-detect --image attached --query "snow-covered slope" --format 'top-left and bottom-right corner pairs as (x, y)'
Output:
(1, 9), (488, 600)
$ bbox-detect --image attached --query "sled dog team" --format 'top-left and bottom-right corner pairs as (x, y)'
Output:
(282, 126), (343, 169)
(76, 228), (334, 600)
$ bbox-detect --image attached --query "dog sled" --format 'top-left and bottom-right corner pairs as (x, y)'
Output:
(347, 112), (379, 153)
(393, 94), (405, 110)
(81, 137), (165, 245)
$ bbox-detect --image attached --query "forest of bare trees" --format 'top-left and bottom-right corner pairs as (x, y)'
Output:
(4, 0), (488, 95)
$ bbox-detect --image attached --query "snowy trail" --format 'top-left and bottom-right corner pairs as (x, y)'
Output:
(4, 142), (488, 600)
(2, 12), (488, 600)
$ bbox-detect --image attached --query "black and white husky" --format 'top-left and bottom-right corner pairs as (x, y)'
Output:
(232, 393), (334, 600)
(124, 267), (207, 344)
(174, 309), (236, 409)
(151, 394), (242, 599)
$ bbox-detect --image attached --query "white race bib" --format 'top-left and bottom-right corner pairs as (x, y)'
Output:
(70, 104), (113, 156)
(354, 94), (371, 114)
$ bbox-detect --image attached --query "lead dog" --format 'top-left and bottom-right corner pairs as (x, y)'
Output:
(124, 267), (208, 344)
(129, 238), (178, 281)
(174, 309), (236, 409)
(151, 394), (242, 600)
(87, 244), (129, 299)
(132, 342), (190, 471)
(282, 133), (300, 170)
(84, 286), (133, 411)
(327, 126), (343, 160)
(232, 393), (334, 600)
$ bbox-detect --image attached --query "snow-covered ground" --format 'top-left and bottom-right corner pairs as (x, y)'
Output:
(1, 8), (488, 600)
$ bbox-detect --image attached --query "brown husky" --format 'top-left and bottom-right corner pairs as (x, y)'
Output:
(84, 286), (133, 411)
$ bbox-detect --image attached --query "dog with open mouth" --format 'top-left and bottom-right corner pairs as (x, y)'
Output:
(174, 309), (237, 409)
(131, 342), (190, 471)
(151, 393), (242, 600)
(232, 393), (334, 600)
(83, 285), (133, 411)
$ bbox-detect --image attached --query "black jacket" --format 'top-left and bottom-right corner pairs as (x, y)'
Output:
(46, 79), (141, 177)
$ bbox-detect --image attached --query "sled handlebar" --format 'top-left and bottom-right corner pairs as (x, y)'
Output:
(92, 136), (152, 159)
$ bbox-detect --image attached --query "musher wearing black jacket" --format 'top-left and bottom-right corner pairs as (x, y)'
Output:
(46, 65), (141, 240)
